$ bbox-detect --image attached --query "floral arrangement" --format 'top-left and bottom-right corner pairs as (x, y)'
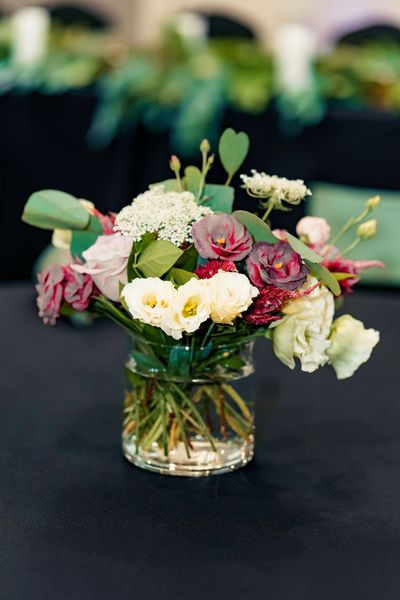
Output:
(22, 128), (382, 475)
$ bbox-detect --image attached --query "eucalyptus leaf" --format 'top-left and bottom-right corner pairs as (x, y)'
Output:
(218, 128), (249, 179)
(136, 240), (183, 277)
(175, 244), (198, 271)
(150, 179), (181, 192)
(286, 232), (323, 263)
(232, 210), (276, 243)
(167, 346), (190, 378)
(130, 351), (166, 374)
(22, 189), (90, 230)
(184, 166), (202, 195)
(304, 260), (341, 296)
(70, 214), (103, 259)
(201, 184), (234, 213)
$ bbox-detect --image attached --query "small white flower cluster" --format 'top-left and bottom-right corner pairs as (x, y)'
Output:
(114, 186), (213, 246)
(121, 271), (259, 340)
(240, 170), (311, 207)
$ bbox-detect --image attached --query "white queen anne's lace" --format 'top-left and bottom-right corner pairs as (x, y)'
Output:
(114, 186), (213, 246)
(240, 170), (311, 206)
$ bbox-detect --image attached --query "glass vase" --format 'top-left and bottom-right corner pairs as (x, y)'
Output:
(122, 335), (255, 477)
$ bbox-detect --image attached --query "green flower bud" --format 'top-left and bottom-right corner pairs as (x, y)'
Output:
(169, 155), (181, 173)
(200, 139), (210, 154)
(366, 195), (380, 210)
(357, 219), (377, 240)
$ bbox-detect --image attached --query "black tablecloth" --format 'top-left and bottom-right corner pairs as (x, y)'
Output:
(2, 92), (400, 280)
(1, 283), (400, 599)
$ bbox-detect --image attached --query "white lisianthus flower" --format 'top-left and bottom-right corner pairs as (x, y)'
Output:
(208, 271), (259, 325)
(272, 277), (334, 372)
(163, 278), (211, 340)
(296, 216), (331, 246)
(327, 315), (380, 379)
(121, 278), (176, 327)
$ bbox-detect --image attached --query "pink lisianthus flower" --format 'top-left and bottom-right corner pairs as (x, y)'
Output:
(36, 264), (64, 325)
(63, 266), (94, 311)
(296, 216), (331, 246)
(244, 281), (319, 325)
(194, 260), (237, 279)
(246, 241), (308, 291)
(322, 257), (385, 295)
(72, 234), (133, 302)
(191, 215), (253, 261)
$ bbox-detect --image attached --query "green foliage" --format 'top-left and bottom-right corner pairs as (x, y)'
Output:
(184, 166), (202, 194)
(136, 240), (183, 278)
(285, 232), (323, 263)
(232, 210), (276, 243)
(166, 268), (197, 286)
(201, 184), (234, 213)
(175, 245), (198, 271)
(130, 351), (166, 375)
(22, 189), (89, 230)
(304, 260), (341, 296)
(70, 214), (103, 259)
(218, 128), (250, 181)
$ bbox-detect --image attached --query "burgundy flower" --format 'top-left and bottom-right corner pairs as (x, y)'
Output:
(36, 264), (64, 325)
(245, 282), (319, 325)
(246, 241), (308, 290)
(63, 266), (94, 311)
(191, 215), (253, 261)
(322, 257), (359, 295)
(194, 259), (237, 279)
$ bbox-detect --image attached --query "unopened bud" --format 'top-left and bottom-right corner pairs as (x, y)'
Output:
(357, 219), (377, 240)
(200, 139), (210, 154)
(169, 155), (181, 173)
(366, 195), (380, 210)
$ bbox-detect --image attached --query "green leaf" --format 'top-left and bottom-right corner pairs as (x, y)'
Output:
(201, 184), (234, 213)
(304, 260), (341, 296)
(286, 232), (323, 263)
(332, 272), (359, 281)
(232, 210), (276, 242)
(150, 179), (181, 192)
(22, 189), (90, 230)
(70, 214), (103, 259)
(166, 267), (197, 286)
(130, 351), (166, 375)
(136, 240), (183, 277)
(167, 346), (190, 378)
(124, 367), (145, 388)
(127, 232), (156, 282)
(175, 244), (198, 271)
(218, 128), (250, 179)
(184, 166), (202, 194)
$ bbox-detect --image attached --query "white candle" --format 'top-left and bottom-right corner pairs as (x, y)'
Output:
(12, 7), (50, 67)
(273, 23), (317, 94)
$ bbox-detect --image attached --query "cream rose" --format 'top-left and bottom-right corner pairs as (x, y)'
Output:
(272, 277), (334, 372)
(72, 234), (133, 302)
(296, 216), (331, 246)
(327, 315), (380, 379)
(163, 278), (211, 340)
(121, 278), (176, 327)
(208, 270), (259, 325)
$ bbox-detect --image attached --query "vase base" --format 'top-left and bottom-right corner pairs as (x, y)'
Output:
(122, 435), (254, 477)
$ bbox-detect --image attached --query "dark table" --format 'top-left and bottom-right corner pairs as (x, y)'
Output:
(1, 283), (400, 599)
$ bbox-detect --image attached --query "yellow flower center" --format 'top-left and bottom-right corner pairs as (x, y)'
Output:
(274, 262), (283, 269)
(146, 297), (157, 308)
(215, 237), (226, 246)
(182, 298), (198, 318)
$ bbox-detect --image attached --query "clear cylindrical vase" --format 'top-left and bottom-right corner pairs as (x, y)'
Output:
(122, 335), (255, 477)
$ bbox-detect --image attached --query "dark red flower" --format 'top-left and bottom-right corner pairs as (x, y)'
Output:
(244, 282), (319, 325)
(246, 241), (308, 290)
(194, 260), (237, 279)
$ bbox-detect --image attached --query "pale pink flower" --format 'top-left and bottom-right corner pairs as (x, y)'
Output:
(72, 234), (133, 302)
(296, 217), (331, 246)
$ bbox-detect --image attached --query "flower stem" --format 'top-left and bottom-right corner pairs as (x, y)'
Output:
(340, 237), (361, 256)
(261, 201), (274, 222)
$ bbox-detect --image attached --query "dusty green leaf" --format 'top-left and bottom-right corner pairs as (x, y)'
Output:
(218, 128), (249, 178)
(232, 210), (276, 243)
(22, 189), (90, 230)
(286, 232), (323, 263)
(136, 240), (183, 277)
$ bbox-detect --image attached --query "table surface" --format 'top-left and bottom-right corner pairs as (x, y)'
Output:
(1, 283), (400, 600)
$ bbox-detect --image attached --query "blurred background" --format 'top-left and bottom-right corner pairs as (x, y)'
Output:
(1, 0), (399, 283)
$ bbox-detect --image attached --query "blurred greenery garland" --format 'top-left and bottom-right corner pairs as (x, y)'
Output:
(1, 18), (400, 155)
